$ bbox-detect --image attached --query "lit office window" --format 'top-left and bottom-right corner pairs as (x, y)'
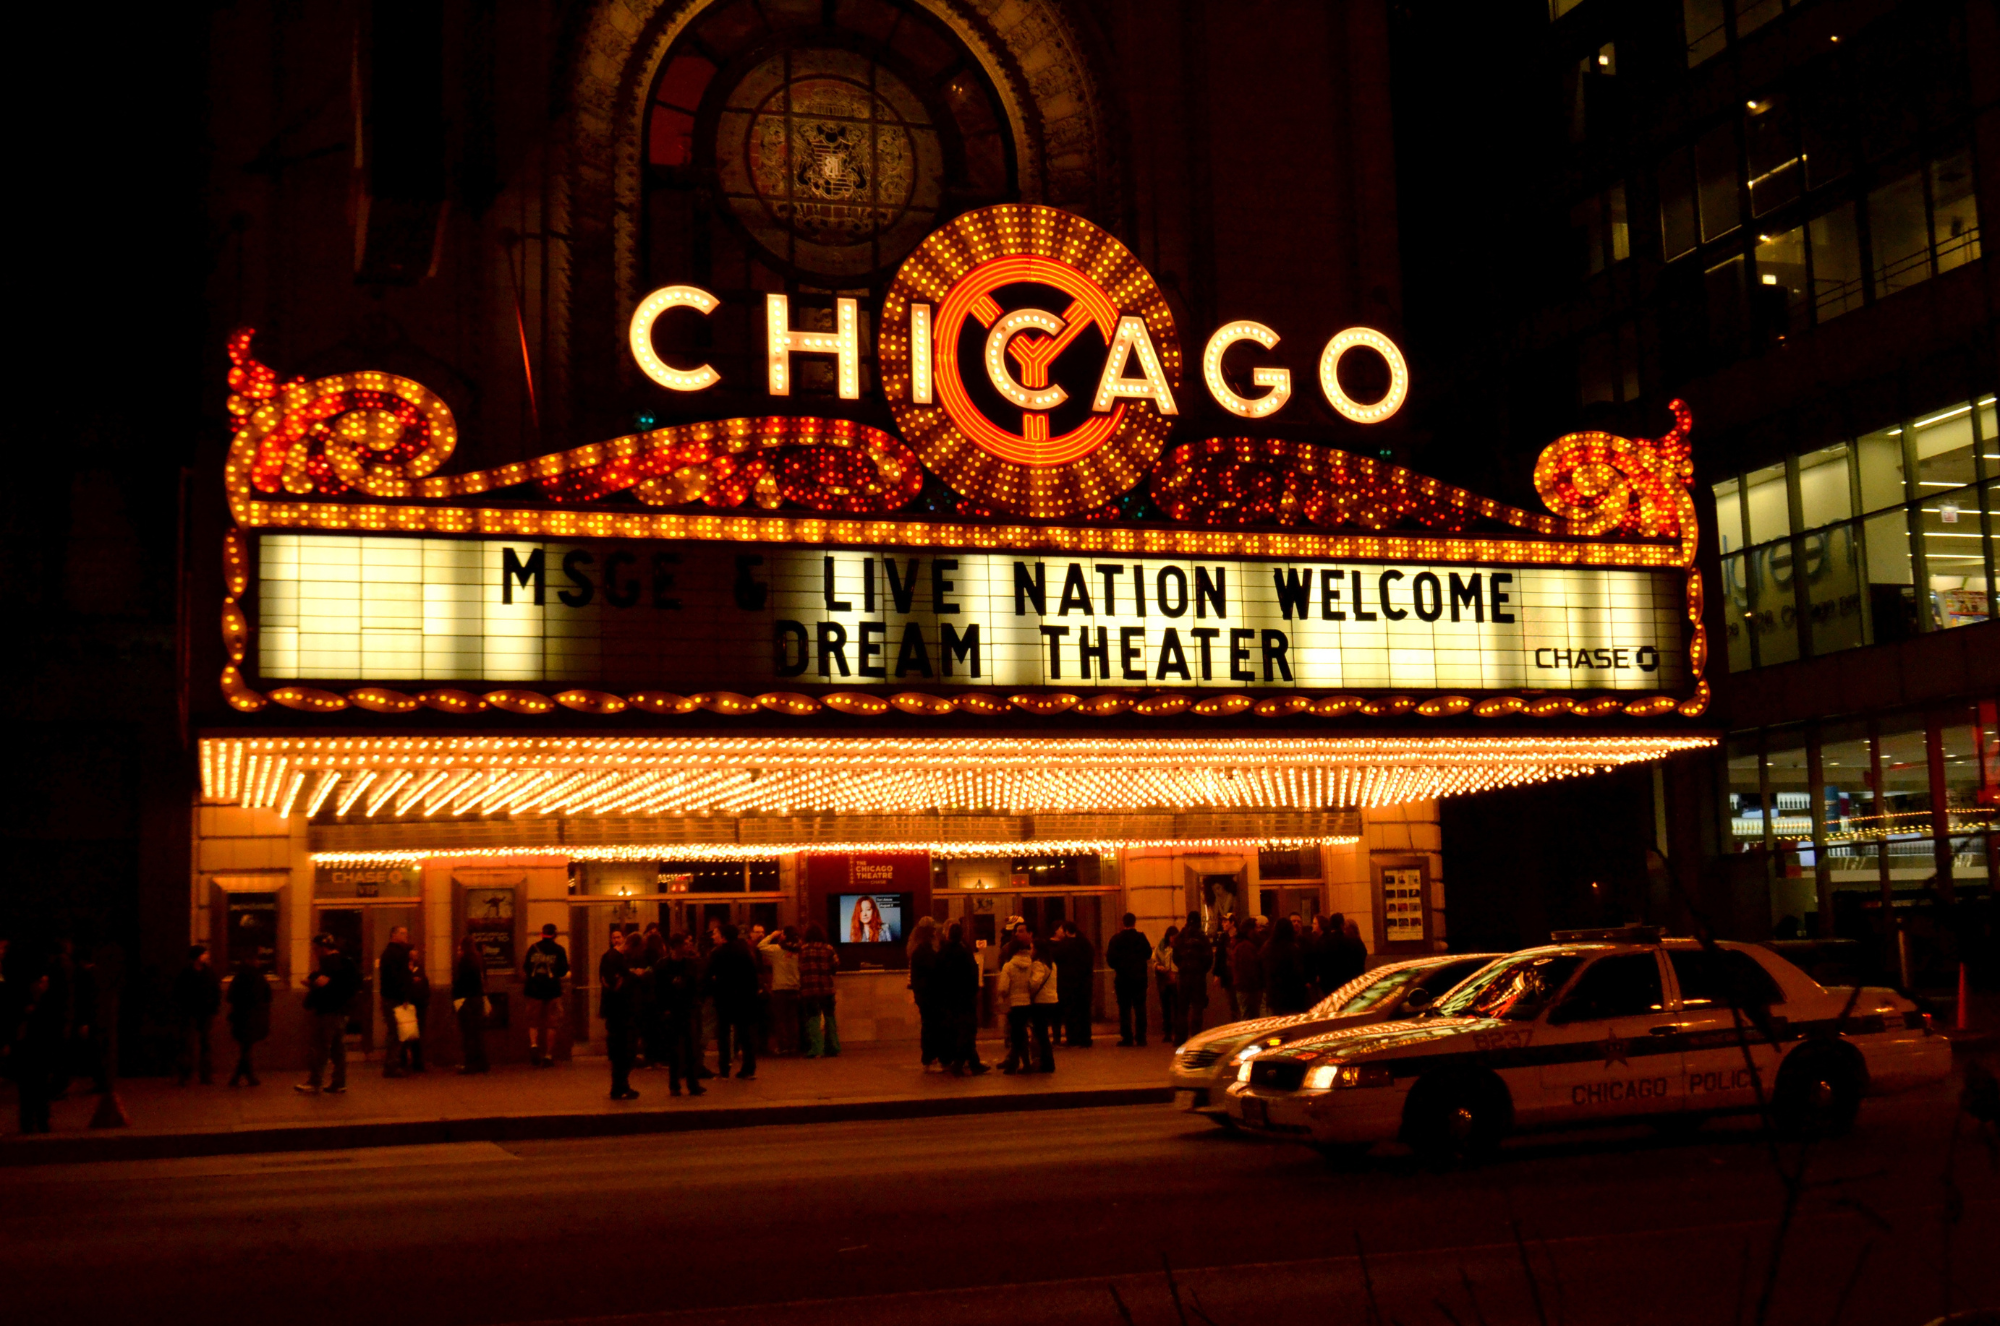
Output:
(1796, 444), (1853, 529)
(1721, 553), (1753, 672)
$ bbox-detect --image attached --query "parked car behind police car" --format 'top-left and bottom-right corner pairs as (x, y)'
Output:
(1224, 929), (1949, 1158)
(1170, 952), (1500, 1127)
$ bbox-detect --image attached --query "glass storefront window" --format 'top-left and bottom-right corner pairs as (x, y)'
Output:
(1765, 729), (1813, 923)
(1722, 552), (1754, 671)
(1808, 203), (1863, 322)
(1939, 706), (1997, 885)
(1919, 496), (1989, 628)
(1796, 443), (1852, 528)
(1818, 723), (1881, 894)
(1744, 462), (1790, 544)
(1748, 539), (1801, 665)
(1802, 521), (1867, 655)
(1912, 401), (1979, 489)
(1713, 476), (1744, 553)
(1725, 735), (1765, 852)
(1855, 425), (1907, 512)
(1863, 509), (1919, 643)
(1877, 721), (1934, 883)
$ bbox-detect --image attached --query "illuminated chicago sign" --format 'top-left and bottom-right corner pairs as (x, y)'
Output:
(216, 204), (1710, 724)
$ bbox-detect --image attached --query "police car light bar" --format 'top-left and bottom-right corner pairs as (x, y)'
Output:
(1549, 926), (1666, 944)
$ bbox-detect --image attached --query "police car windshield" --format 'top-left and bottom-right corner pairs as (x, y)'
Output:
(1431, 952), (1587, 1021)
(1332, 967), (1420, 1014)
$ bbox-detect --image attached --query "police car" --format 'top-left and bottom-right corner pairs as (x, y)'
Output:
(1223, 928), (1951, 1157)
(1169, 952), (1501, 1127)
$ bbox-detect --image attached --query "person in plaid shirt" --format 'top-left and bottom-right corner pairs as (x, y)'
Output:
(798, 925), (840, 1057)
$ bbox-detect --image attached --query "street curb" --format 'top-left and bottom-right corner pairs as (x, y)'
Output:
(0, 1084), (1173, 1168)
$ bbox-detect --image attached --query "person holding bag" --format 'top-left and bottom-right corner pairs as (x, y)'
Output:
(378, 926), (415, 1078)
(452, 934), (488, 1075)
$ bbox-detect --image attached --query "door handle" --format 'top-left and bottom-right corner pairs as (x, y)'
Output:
(1649, 1025), (1680, 1036)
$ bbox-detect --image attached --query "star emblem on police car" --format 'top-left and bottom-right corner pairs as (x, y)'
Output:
(1601, 1030), (1630, 1068)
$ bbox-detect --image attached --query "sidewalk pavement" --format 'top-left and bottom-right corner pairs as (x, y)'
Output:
(1, 1034), (1176, 1167)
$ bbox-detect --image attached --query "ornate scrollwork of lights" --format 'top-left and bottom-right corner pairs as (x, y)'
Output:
(1153, 437), (1562, 535)
(878, 204), (1182, 519)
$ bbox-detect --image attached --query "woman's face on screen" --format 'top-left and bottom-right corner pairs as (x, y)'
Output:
(858, 898), (878, 922)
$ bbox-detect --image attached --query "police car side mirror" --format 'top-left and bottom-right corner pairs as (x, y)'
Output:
(1402, 988), (1432, 1011)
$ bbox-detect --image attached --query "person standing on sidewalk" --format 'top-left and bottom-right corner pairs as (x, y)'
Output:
(1053, 922), (1094, 1049)
(1028, 935), (1060, 1073)
(225, 959), (271, 1086)
(705, 924), (758, 1080)
(452, 933), (488, 1074)
(297, 934), (358, 1094)
(907, 916), (941, 1069)
(522, 923), (569, 1068)
(656, 932), (706, 1096)
(378, 926), (414, 1078)
(406, 949), (431, 1073)
(1171, 915), (1211, 1044)
(171, 944), (222, 1086)
(9, 969), (58, 1133)
(996, 938), (1037, 1073)
(936, 923), (988, 1076)
(1262, 918), (1310, 1015)
(1152, 925), (1179, 1048)
(760, 925), (801, 1056)
(600, 930), (642, 1101)
(798, 924), (839, 1058)
(1232, 918), (1265, 1021)
(1212, 916), (1238, 1021)
(1105, 913), (1152, 1047)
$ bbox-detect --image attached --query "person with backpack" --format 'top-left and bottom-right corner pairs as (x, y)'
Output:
(600, 929), (643, 1100)
(1104, 913), (1153, 1047)
(522, 923), (569, 1067)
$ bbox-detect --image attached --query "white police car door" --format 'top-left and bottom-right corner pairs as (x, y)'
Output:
(1664, 946), (1788, 1113)
(1536, 951), (1683, 1122)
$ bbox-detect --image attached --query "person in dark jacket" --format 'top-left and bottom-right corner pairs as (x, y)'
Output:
(1317, 912), (1351, 993)
(406, 949), (431, 1073)
(1261, 919), (1310, 1014)
(600, 930), (642, 1100)
(935, 923), (988, 1076)
(225, 960), (272, 1086)
(297, 934), (360, 1094)
(1104, 913), (1153, 1047)
(654, 932), (706, 1096)
(1332, 915), (1369, 989)
(171, 944), (223, 1086)
(1232, 919), (1266, 1021)
(1171, 914), (1211, 1044)
(638, 927), (668, 1068)
(378, 926), (415, 1078)
(521, 924), (569, 1068)
(705, 924), (759, 1080)
(452, 933), (488, 1074)
(10, 969), (60, 1133)
(906, 916), (941, 1069)
(1212, 916), (1238, 1020)
(1052, 921), (1094, 1048)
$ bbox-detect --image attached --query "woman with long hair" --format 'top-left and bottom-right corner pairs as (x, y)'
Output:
(906, 915), (941, 1068)
(849, 895), (888, 943)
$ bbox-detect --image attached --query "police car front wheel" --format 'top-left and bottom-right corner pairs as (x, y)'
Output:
(1404, 1071), (1510, 1161)
(1772, 1046), (1863, 1138)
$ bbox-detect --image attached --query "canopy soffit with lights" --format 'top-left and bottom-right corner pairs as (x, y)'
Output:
(205, 205), (1714, 854)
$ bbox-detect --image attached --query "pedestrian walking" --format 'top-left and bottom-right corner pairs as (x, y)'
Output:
(378, 926), (415, 1078)
(1053, 921), (1094, 1048)
(225, 959), (271, 1086)
(705, 923), (758, 1080)
(297, 934), (359, 1094)
(936, 923), (988, 1076)
(760, 925), (801, 1056)
(655, 932), (706, 1095)
(996, 934), (1037, 1074)
(1232, 918), (1266, 1021)
(452, 933), (488, 1074)
(1029, 935), (1060, 1072)
(9, 969), (59, 1133)
(171, 944), (222, 1086)
(601, 930), (642, 1100)
(1171, 914), (1212, 1044)
(1262, 919), (1310, 1014)
(1105, 913), (1152, 1047)
(798, 924), (839, 1058)
(1152, 925), (1179, 1046)
(907, 915), (941, 1068)
(522, 923), (569, 1067)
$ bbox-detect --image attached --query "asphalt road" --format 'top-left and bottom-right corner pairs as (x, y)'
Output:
(3, 1081), (1993, 1326)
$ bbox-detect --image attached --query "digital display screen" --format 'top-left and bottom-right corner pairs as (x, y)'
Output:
(835, 893), (905, 945)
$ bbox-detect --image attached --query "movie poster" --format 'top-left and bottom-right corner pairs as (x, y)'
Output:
(465, 887), (516, 971)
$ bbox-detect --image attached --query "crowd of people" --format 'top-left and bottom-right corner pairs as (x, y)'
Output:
(5, 905), (1373, 1127)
